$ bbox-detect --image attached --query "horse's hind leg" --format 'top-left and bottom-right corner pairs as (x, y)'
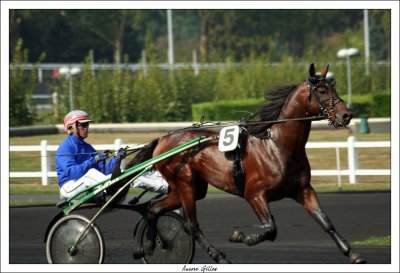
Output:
(230, 193), (277, 246)
(177, 178), (231, 264)
(135, 190), (182, 257)
(295, 185), (366, 264)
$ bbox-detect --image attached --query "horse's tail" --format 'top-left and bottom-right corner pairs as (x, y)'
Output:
(126, 138), (160, 169)
(106, 138), (160, 204)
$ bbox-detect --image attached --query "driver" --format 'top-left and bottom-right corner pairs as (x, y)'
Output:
(55, 110), (169, 202)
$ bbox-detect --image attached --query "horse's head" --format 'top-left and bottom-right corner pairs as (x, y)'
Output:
(306, 63), (352, 128)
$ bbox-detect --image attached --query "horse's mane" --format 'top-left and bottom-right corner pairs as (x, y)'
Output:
(124, 84), (299, 166)
(247, 83), (298, 138)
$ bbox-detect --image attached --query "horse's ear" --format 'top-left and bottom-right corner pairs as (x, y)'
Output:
(309, 63), (316, 78)
(321, 64), (330, 78)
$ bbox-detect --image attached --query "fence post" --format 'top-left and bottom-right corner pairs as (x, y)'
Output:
(347, 136), (359, 184)
(38, 68), (43, 83)
(40, 140), (51, 185)
(335, 147), (342, 190)
(142, 50), (147, 77)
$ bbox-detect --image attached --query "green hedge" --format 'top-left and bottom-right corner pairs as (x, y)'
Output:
(371, 92), (391, 117)
(192, 98), (264, 121)
(342, 92), (391, 118)
(192, 93), (391, 121)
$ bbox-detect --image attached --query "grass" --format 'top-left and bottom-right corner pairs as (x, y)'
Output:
(352, 236), (391, 246)
(8, 129), (391, 196)
(9, 184), (60, 195)
(9, 199), (57, 207)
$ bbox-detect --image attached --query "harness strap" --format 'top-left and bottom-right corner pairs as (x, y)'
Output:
(230, 130), (247, 197)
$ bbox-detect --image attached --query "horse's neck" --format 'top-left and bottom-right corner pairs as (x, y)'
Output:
(270, 89), (311, 154)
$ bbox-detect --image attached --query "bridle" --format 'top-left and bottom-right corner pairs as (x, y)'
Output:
(305, 77), (344, 126)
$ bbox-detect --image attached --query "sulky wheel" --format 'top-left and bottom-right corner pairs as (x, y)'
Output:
(46, 214), (105, 264)
(136, 211), (195, 264)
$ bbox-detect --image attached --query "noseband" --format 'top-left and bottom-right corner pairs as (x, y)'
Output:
(306, 77), (343, 126)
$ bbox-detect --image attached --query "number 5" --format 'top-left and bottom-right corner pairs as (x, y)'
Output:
(218, 126), (239, 152)
(223, 128), (235, 146)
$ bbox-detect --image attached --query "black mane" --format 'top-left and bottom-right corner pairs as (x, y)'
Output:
(247, 83), (298, 138)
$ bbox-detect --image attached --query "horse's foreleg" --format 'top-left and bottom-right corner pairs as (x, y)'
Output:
(230, 194), (277, 246)
(296, 185), (366, 264)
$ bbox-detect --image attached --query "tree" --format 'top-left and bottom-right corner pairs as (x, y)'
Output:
(10, 39), (44, 126)
(12, 9), (389, 64)
(9, 10), (33, 61)
(65, 10), (136, 64)
(370, 10), (391, 61)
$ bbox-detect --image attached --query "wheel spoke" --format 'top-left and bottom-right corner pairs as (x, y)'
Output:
(46, 215), (104, 264)
(137, 212), (194, 264)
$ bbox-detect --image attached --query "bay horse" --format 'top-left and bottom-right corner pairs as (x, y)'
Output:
(127, 63), (366, 264)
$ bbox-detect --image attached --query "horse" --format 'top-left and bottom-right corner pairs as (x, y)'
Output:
(126, 63), (366, 264)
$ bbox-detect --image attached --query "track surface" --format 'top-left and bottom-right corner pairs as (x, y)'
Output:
(9, 192), (391, 264)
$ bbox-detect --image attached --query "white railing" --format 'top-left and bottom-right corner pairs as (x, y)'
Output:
(306, 136), (390, 186)
(10, 137), (390, 186)
(10, 139), (135, 186)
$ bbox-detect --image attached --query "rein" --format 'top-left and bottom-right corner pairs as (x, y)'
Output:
(10, 146), (144, 160)
(245, 115), (325, 126)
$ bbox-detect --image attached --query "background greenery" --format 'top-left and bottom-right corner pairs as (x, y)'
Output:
(9, 10), (390, 64)
(9, 10), (391, 126)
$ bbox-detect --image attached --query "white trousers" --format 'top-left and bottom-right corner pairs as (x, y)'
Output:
(131, 170), (169, 194)
(60, 168), (169, 199)
(60, 168), (109, 199)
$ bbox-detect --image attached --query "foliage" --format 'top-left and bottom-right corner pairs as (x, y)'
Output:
(9, 39), (44, 126)
(352, 236), (391, 246)
(371, 92), (391, 117)
(192, 98), (263, 121)
(11, 10), (390, 64)
(341, 93), (391, 118)
(192, 93), (391, 121)
(41, 58), (392, 124)
(9, 10), (392, 125)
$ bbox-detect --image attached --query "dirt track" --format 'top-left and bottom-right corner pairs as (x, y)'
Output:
(9, 192), (391, 266)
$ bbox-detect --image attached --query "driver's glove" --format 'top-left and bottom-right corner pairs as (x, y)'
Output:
(95, 150), (110, 162)
(115, 148), (127, 161)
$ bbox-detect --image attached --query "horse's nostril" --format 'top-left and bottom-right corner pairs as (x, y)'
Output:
(342, 113), (352, 123)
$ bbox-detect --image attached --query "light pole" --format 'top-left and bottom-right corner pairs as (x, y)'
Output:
(363, 9), (370, 76)
(167, 9), (174, 67)
(59, 67), (81, 111)
(337, 48), (359, 109)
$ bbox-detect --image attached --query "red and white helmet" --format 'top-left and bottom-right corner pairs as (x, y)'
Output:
(63, 110), (93, 133)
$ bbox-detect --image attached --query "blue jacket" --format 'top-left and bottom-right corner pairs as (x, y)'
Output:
(55, 134), (117, 187)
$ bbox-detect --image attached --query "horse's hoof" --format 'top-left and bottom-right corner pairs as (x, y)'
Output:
(215, 252), (231, 264)
(229, 230), (245, 243)
(133, 247), (145, 259)
(218, 257), (231, 264)
(349, 252), (367, 264)
(143, 240), (155, 256)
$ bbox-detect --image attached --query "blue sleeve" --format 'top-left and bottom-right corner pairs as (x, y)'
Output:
(98, 156), (118, 175)
(56, 143), (97, 183)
